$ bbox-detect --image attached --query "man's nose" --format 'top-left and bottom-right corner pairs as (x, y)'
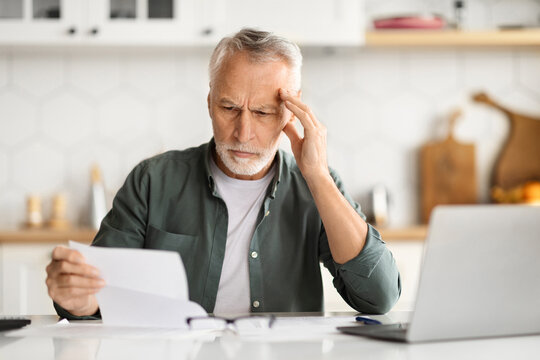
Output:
(233, 111), (254, 143)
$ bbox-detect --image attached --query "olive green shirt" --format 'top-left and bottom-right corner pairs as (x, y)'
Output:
(55, 140), (401, 319)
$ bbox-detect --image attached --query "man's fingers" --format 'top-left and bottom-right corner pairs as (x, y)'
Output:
(283, 121), (303, 154)
(56, 274), (105, 289)
(279, 88), (311, 113)
(279, 89), (317, 129)
(50, 260), (101, 279)
(51, 287), (101, 301)
(51, 246), (85, 264)
(284, 100), (316, 130)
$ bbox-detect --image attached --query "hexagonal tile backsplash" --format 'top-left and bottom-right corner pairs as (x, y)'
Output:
(1, 3), (540, 228)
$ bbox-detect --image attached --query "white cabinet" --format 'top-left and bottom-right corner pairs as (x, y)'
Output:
(0, 0), (83, 44)
(1, 243), (59, 315)
(0, 0), (200, 45)
(0, 0), (364, 46)
(86, 0), (197, 45)
(200, 0), (365, 46)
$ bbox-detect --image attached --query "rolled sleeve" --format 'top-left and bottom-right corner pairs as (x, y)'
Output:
(53, 302), (101, 321)
(330, 224), (401, 314)
(320, 168), (401, 314)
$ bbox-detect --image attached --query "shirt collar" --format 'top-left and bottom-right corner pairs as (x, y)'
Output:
(204, 138), (283, 199)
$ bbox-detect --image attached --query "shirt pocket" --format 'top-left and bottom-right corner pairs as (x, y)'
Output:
(145, 225), (197, 271)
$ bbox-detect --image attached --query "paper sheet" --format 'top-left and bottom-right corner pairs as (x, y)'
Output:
(69, 241), (207, 328)
(238, 316), (360, 341)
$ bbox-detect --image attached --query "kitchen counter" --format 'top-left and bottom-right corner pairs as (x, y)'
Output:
(0, 226), (428, 243)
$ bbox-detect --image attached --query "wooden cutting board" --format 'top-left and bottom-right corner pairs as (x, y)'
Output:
(472, 92), (540, 190)
(420, 110), (477, 223)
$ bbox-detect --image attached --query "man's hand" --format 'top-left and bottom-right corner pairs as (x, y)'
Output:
(279, 88), (330, 184)
(279, 88), (368, 264)
(45, 246), (104, 316)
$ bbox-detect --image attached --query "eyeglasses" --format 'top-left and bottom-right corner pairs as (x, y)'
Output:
(186, 315), (276, 335)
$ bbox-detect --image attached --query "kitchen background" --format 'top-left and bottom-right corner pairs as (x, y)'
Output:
(2, 0), (540, 227)
(1, 0), (540, 314)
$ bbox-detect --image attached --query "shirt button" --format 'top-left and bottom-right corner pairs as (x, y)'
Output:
(265, 210), (270, 217)
(251, 251), (258, 259)
(253, 300), (260, 308)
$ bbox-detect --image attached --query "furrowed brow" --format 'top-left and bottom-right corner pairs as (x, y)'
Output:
(251, 104), (279, 112)
(219, 98), (240, 107)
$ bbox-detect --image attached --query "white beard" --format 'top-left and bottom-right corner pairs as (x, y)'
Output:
(215, 140), (279, 176)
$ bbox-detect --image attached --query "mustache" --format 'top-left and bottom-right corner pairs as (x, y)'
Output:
(217, 142), (264, 155)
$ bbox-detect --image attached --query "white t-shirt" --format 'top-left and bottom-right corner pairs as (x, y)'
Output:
(210, 158), (275, 316)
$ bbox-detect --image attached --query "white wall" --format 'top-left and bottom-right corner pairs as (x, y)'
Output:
(1, 44), (540, 227)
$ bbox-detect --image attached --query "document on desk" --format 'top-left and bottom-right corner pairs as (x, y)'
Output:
(69, 241), (207, 328)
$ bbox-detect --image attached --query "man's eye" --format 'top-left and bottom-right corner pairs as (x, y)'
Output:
(223, 106), (235, 111)
(255, 111), (269, 116)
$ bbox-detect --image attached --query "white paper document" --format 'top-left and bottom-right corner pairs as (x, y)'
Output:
(69, 241), (207, 328)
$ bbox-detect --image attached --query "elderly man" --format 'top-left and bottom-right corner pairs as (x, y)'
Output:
(46, 28), (401, 319)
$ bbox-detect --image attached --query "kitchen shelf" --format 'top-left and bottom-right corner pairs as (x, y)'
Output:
(365, 29), (540, 47)
(0, 228), (95, 244)
(0, 226), (428, 243)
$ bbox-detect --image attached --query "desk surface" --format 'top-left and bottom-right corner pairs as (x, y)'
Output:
(1, 312), (540, 360)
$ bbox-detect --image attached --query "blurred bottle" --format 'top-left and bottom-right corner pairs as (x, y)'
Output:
(454, 0), (465, 30)
(25, 195), (43, 228)
(90, 164), (107, 230)
(48, 193), (70, 230)
(370, 184), (390, 228)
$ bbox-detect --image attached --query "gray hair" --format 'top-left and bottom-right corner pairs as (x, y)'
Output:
(209, 28), (303, 91)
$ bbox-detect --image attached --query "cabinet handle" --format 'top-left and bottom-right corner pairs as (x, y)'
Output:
(67, 27), (77, 35)
(201, 27), (214, 36)
(89, 27), (100, 36)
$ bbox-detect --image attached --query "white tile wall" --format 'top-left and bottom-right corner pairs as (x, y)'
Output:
(66, 53), (121, 98)
(42, 90), (96, 148)
(519, 51), (540, 98)
(11, 142), (66, 195)
(0, 54), (7, 88)
(125, 53), (179, 100)
(11, 52), (64, 97)
(0, 91), (37, 147)
(0, 152), (7, 190)
(1, 2), (540, 229)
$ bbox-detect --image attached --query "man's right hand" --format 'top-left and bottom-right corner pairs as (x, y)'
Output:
(45, 246), (105, 317)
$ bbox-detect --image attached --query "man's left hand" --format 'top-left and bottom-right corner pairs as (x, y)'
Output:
(279, 88), (330, 183)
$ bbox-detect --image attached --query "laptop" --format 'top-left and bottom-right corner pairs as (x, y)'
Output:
(338, 205), (540, 343)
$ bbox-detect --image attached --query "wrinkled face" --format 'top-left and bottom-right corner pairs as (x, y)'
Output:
(208, 51), (297, 180)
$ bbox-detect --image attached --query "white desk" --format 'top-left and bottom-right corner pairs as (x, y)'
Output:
(1, 312), (539, 360)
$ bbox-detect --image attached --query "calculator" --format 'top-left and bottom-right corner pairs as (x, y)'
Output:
(0, 317), (31, 331)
